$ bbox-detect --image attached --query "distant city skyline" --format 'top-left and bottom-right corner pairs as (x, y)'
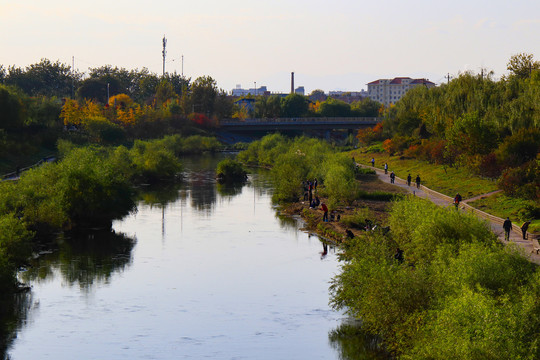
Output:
(1, 1), (540, 94)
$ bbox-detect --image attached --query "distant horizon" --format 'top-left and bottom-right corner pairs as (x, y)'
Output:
(0, 57), (495, 95)
(2, 1), (539, 94)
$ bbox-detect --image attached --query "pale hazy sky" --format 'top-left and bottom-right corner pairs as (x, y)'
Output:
(1, 0), (540, 93)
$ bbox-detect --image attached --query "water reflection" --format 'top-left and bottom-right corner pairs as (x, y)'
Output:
(0, 292), (32, 360)
(328, 321), (390, 360)
(216, 181), (244, 197)
(21, 229), (136, 291)
(137, 181), (184, 206)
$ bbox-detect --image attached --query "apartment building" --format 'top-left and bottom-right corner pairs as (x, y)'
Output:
(367, 77), (435, 106)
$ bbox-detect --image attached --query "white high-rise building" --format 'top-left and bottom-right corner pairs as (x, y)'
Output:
(367, 77), (435, 106)
(231, 85), (268, 97)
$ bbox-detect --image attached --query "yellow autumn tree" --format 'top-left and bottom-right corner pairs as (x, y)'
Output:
(82, 99), (102, 118)
(309, 100), (321, 114)
(116, 108), (136, 127)
(109, 93), (133, 108)
(60, 99), (81, 126)
(232, 105), (249, 121)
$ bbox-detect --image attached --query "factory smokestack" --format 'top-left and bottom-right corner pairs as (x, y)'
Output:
(291, 72), (294, 94)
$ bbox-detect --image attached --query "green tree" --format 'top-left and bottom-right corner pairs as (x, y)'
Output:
(445, 111), (499, 157)
(351, 97), (380, 117)
(0, 85), (24, 130)
(318, 97), (351, 117)
(4, 59), (81, 98)
(506, 53), (540, 79)
(214, 90), (233, 119)
(154, 80), (177, 106)
(77, 77), (121, 103)
(191, 76), (218, 115)
(281, 93), (308, 117)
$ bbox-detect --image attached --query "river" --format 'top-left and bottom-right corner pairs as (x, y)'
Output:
(5, 154), (384, 360)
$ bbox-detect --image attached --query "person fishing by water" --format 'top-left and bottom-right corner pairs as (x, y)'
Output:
(321, 202), (329, 222)
(503, 217), (513, 241)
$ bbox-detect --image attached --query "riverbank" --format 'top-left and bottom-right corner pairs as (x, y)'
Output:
(278, 161), (540, 265)
(278, 172), (408, 243)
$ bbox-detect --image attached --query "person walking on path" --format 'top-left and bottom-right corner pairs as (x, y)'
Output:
(390, 171), (395, 184)
(521, 221), (531, 240)
(415, 175), (421, 189)
(321, 203), (329, 222)
(384, 163), (388, 174)
(371, 158), (375, 167)
(407, 174), (412, 186)
(503, 217), (513, 241)
(454, 193), (462, 209)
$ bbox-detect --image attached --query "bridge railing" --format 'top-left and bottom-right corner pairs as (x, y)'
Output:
(220, 117), (381, 125)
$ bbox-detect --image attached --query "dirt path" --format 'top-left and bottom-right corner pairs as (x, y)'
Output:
(462, 190), (503, 203)
(359, 164), (540, 265)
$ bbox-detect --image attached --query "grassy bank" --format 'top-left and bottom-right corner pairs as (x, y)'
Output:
(350, 148), (498, 198)
(468, 192), (540, 233)
(350, 147), (539, 234)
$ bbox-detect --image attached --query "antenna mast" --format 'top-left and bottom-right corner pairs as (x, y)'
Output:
(162, 35), (167, 77)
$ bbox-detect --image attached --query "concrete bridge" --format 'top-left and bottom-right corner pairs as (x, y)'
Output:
(219, 117), (381, 133)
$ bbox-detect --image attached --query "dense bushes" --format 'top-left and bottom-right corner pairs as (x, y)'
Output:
(0, 215), (33, 292)
(330, 196), (540, 358)
(238, 135), (361, 205)
(216, 159), (247, 183)
(498, 160), (540, 200)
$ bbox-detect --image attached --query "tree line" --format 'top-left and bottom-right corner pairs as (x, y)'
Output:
(357, 53), (540, 206)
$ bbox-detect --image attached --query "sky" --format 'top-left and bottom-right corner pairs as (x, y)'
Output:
(1, 0), (540, 94)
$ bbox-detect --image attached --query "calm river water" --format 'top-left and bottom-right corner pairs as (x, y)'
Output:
(6, 154), (383, 360)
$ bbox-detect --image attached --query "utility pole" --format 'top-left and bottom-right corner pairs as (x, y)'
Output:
(162, 35), (167, 77)
(446, 73), (451, 84)
(72, 56), (75, 98)
(181, 54), (184, 77)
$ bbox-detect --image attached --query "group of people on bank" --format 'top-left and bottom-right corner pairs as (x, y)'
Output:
(378, 161), (421, 189)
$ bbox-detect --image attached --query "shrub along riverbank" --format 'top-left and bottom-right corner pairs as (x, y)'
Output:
(0, 134), (221, 295)
(330, 196), (540, 359)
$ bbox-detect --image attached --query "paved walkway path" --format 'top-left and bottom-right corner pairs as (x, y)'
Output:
(359, 164), (540, 265)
